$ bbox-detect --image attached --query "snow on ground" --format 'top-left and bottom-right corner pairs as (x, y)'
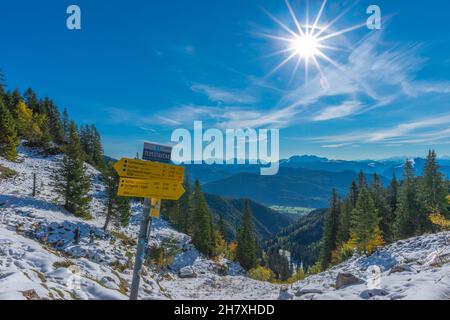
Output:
(287, 232), (449, 300)
(0, 146), (449, 300)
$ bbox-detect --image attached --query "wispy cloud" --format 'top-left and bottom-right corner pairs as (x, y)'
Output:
(312, 101), (362, 121)
(280, 31), (450, 122)
(191, 83), (259, 104)
(308, 114), (450, 146)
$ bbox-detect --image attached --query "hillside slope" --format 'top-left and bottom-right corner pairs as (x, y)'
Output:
(265, 209), (326, 269)
(0, 147), (448, 300)
(205, 194), (294, 241)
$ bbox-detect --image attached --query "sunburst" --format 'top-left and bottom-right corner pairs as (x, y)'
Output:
(260, 0), (366, 85)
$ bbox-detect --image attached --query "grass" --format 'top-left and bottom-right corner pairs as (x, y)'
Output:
(110, 231), (137, 246)
(53, 260), (75, 269)
(0, 164), (17, 180)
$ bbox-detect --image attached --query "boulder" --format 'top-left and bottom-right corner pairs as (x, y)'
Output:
(360, 289), (389, 299)
(389, 264), (413, 274)
(295, 288), (323, 297)
(335, 273), (364, 289)
(178, 266), (197, 279)
(278, 288), (294, 300)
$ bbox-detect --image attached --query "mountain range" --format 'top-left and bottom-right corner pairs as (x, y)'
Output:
(187, 155), (450, 208)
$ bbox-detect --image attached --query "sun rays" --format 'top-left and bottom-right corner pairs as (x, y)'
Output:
(260, 0), (366, 86)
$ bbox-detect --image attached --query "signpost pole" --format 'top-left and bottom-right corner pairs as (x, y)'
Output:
(129, 198), (152, 300)
(119, 142), (182, 300)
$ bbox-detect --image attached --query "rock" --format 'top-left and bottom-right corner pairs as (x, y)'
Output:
(278, 288), (294, 300)
(295, 288), (323, 297)
(335, 273), (364, 289)
(178, 266), (197, 279)
(22, 289), (40, 300)
(360, 289), (389, 299)
(389, 264), (413, 274)
(213, 263), (228, 276)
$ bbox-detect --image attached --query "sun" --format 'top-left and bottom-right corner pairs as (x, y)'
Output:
(292, 34), (319, 58)
(259, 0), (367, 84)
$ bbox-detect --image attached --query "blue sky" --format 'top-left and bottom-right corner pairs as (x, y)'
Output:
(1, 0), (450, 160)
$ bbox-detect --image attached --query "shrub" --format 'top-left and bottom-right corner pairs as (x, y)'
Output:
(306, 262), (322, 276)
(0, 164), (17, 180)
(248, 266), (275, 282)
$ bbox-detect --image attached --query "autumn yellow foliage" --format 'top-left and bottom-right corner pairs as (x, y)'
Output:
(225, 241), (237, 261)
(248, 266), (275, 282)
(429, 212), (450, 231)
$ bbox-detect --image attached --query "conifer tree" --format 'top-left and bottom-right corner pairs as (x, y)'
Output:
(358, 171), (367, 190)
(24, 88), (39, 113)
(51, 121), (92, 219)
(5, 89), (21, 118)
(337, 198), (352, 245)
(267, 248), (292, 281)
(0, 96), (19, 161)
(0, 69), (5, 95)
(176, 176), (192, 233)
(80, 124), (104, 169)
(395, 160), (421, 238)
(348, 180), (359, 208)
(419, 150), (448, 226)
(320, 189), (340, 269)
(387, 174), (399, 215)
(62, 108), (70, 143)
(40, 97), (64, 144)
(103, 161), (131, 230)
(370, 173), (395, 243)
(218, 214), (227, 240)
(350, 187), (382, 253)
(236, 200), (259, 270)
(191, 180), (215, 257)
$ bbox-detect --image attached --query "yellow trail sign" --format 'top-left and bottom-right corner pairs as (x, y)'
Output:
(150, 198), (162, 218)
(118, 177), (185, 201)
(114, 158), (184, 182)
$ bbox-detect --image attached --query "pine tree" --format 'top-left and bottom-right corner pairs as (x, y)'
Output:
(419, 150), (448, 230)
(337, 198), (352, 245)
(191, 180), (215, 257)
(348, 180), (359, 208)
(0, 96), (19, 161)
(24, 88), (39, 113)
(358, 171), (367, 190)
(79, 124), (104, 169)
(51, 121), (92, 219)
(387, 174), (399, 215)
(178, 176), (192, 233)
(236, 199), (259, 270)
(5, 89), (21, 118)
(62, 108), (70, 143)
(218, 214), (227, 240)
(370, 173), (395, 243)
(40, 97), (64, 144)
(395, 160), (421, 239)
(320, 189), (340, 269)
(350, 187), (382, 253)
(103, 161), (131, 230)
(0, 69), (5, 96)
(267, 248), (292, 281)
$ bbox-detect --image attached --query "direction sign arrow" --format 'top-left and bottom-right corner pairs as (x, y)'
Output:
(114, 158), (184, 182)
(118, 177), (185, 200)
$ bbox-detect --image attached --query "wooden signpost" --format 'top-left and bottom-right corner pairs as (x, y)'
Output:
(114, 143), (184, 300)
